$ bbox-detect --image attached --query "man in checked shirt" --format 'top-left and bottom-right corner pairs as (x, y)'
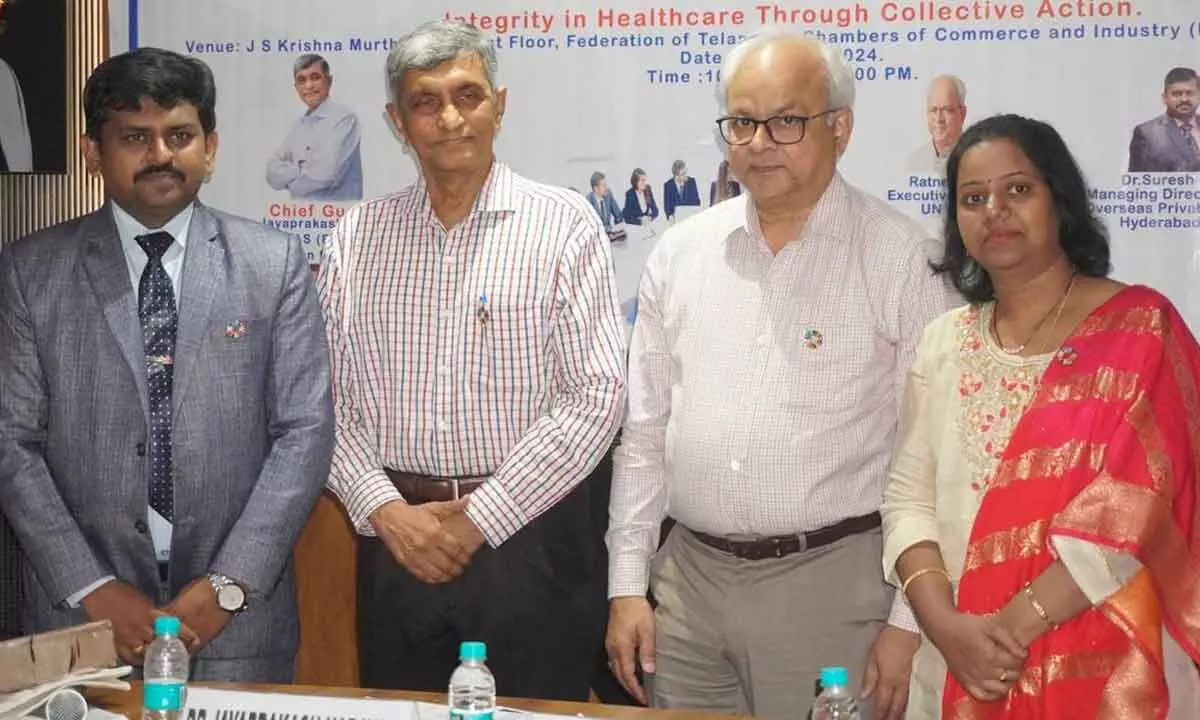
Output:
(316, 20), (626, 699)
(605, 31), (960, 720)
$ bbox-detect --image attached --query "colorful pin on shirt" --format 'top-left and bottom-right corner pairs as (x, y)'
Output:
(1058, 346), (1078, 366)
(804, 329), (824, 349)
(224, 319), (248, 339)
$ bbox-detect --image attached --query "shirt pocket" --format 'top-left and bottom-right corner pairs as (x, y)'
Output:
(476, 301), (549, 391)
(775, 320), (875, 412)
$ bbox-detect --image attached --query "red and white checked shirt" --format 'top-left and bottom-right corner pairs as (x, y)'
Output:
(317, 162), (627, 546)
(607, 174), (959, 627)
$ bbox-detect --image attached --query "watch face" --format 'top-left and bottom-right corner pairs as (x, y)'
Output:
(218, 583), (246, 612)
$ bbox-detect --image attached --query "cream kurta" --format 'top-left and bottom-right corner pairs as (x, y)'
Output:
(882, 304), (1199, 719)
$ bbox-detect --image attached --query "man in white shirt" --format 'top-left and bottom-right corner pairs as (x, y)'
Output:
(266, 54), (363, 201)
(903, 75), (967, 178)
(606, 31), (957, 720)
(317, 20), (625, 700)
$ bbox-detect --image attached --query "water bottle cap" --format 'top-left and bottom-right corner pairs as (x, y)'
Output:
(459, 641), (487, 661)
(820, 666), (850, 688)
(154, 615), (181, 636)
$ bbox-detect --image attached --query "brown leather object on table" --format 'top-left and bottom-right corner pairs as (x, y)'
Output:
(0, 620), (118, 692)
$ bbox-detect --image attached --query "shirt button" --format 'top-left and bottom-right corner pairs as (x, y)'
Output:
(134, 520), (149, 534)
(437, 420), (449, 432)
(438, 365), (450, 376)
(730, 459), (741, 472)
(756, 334), (771, 347)
(440, 310), (453, 321)
(136, 443), (146, 457)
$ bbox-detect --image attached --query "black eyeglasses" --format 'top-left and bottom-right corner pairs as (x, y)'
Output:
(715, 109), (838, 146)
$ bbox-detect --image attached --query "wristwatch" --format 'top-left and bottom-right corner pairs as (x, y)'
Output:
(207, 573), (248, 615)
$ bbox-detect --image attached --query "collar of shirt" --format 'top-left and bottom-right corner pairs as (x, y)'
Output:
(733, 172), (851, 252)
(1173, 114), (1199, 129)
(405, 160), (519, 227)
(111, 200), (193, 292)
(112, 200), (193, 250)
(303, 98), (346, 123)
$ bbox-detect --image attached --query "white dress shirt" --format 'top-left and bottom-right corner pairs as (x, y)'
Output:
(65, 202), (193, 606)
(318, 162), (626, 546)
(607, 173), (957, 630)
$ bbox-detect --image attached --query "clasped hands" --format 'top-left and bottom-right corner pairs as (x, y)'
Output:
(370, 498), (486, 584)
(928, 605), (1034, 702)
(80, 577), (234, 666)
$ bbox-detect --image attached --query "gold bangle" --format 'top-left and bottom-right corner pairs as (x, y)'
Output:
(901, 567), (951, 596)
(1022, 582), (1058, 629)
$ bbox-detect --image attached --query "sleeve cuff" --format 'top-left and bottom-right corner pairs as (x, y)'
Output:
(466, 481), (529, 547)
(64, 575), (116, 609)
(338, 469), (404, 536)
(1052, 535), (1139, 605)
(887, 591), (921, 634)
(608, 553), (652, 599)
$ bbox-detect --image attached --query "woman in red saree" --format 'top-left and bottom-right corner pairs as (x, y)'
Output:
(881, 114), (1200, 718)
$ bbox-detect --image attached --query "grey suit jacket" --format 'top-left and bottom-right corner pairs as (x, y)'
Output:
(1127, 114), (1200, 173)
(0, 202), (334, 661)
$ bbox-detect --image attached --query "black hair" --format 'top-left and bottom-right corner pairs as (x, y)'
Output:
(934, 114), (1110, 303)
(83, 47), (217, 140)
(1164, 66), (1199, 89)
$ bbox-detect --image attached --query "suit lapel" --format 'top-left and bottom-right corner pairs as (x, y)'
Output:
(172, 203), (223, 416)
(80, 204), (149, 414)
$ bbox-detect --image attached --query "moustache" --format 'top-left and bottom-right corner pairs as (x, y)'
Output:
(134, 165), (185, 182)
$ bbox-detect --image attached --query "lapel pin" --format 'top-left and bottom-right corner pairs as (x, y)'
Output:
(1058, 346), (1078, 366)
(804, 329), (824, 349)
(224, 320), (248, 339)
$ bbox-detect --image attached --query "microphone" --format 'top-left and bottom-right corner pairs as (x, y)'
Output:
(43, 688), (88, 720)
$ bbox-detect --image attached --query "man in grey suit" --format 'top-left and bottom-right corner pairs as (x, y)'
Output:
(1128, 66), (1200, 173)
(0, 47), (333, 681)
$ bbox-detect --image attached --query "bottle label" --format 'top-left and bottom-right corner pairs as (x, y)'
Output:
(144, 682), (186, 711)
(449, 710), (493, 720)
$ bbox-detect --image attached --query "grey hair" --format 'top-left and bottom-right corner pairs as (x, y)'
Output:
(929, 74), (967, 105)
(386, 20), (498, 103)
(589, 171), (606, 188)
(293, 54), (330, 77)
(717, 30), (855, 113)
(671, 159), (687, 174)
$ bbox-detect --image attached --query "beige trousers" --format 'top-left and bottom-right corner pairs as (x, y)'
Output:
(649, 526), (893, 720)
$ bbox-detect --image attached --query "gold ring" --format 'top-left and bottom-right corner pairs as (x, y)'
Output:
(999, 669), (1011, 683)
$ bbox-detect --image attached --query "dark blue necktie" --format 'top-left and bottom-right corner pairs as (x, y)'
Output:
(1182, 122), (1200, 157)
(136, 231), (177, 522)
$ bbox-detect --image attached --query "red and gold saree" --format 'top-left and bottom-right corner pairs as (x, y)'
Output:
(945, 286), (1200, 718)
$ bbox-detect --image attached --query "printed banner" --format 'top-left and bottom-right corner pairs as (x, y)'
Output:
(108, 0), (1200, 332)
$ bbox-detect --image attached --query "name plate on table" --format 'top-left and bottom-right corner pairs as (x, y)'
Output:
(182, 687), (601, 720)
(183, 688), (417, 720)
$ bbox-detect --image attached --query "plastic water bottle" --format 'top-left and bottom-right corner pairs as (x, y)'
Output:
(142, 615), (190, 720)
(812, 666), (860, 720)
(448, 641), (496, 720)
